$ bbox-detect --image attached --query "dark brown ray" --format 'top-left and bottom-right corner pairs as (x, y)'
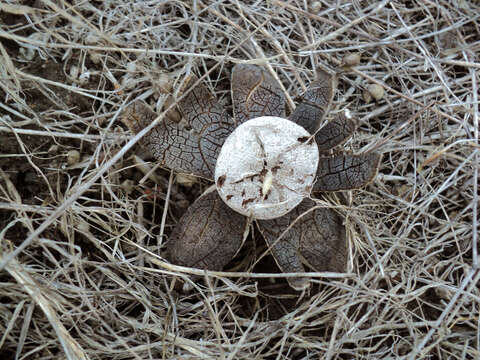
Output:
(231, 64), (286, 124)
(257, 199), (346, 290)
(289, 69), (335, 134)
(314, 152), (381, 192)
(121, 76), (236, 180)
(315, 112), (358, 152)
(167, 190), (248, 271)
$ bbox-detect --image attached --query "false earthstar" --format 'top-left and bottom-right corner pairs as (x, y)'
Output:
(122, 64), (381, 290)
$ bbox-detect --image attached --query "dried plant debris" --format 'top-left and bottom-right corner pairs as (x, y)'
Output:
(122, 63), (379, 289)
(1, 1), (478, 358)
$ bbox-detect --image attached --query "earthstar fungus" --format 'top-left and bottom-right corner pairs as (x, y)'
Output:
(215, 116), (319, 220)
(122, 64), (381, 290)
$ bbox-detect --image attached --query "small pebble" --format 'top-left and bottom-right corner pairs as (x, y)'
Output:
(84, 33), (99, 45)
(310, 1), (321, 12)
(89, 52), (102, 64)
(435, 287), (453, 301)
(367, 84), (385, 101)
(48, 144), (59, 153)
(176, 173), (197, 187)
(76, 219), (90, 233)
(66, 149), (81, 165)
(126, 62), (136, 73)
(157, 74), (173, 94)
(121, 75), (136, 90)
(342, 53), (361, 66)
(69, 65), (79, 79)
(362, 89), (372, 103)
(121, 179), (135, 194)
(78, 71), (90, 85)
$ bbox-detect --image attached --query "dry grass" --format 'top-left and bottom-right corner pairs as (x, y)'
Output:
(0, 0), (479, 359)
